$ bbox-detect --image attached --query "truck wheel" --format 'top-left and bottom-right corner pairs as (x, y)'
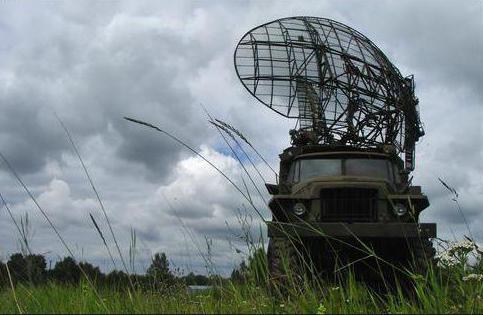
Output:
(393, 238), (436, 294)
(412, 238), (436, 275)
(267, 237), (301, 286)
(402, 238), (436, 276)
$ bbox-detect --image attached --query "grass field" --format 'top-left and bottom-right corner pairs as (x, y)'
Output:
(1, 261), (482, 314)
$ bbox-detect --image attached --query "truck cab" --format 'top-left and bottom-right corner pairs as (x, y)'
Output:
(266, 145), (436, 281)
(267, 145), (434, 238)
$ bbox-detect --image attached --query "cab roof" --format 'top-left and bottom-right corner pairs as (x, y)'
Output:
(280, 145), (402, 165)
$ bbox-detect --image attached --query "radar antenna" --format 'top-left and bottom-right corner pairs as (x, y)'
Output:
(234, 16), (424, 172)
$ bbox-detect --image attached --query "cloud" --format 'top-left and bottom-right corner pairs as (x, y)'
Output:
(0, 0), (481, 275)
(0, 2), (216, 178)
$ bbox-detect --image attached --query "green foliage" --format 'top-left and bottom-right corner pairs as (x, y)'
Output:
(0, 267), (481, 314)
(0, 228), (482, 314)
(1, 235), (481, 313)
(146, 252), (175, 288)
(146, 253), (171, 280)
(0, 261), (7, 288)
(6, 254), (28, 283)
(230, 248), (268, 285)
(79, 262), (103, 284)
(182, 272), (210, 286)
(230, 261), (248, 283)
(104, 270), (130, 288)
(52, 257), (81, 284)
(5, 253), (47, 285)
(0, 250), (214, 293)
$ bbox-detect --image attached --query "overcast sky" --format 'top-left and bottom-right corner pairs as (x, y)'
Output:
(0, 1), (482, 275)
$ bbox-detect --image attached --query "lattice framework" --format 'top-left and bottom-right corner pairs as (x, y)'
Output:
(234, 16), (424, 170)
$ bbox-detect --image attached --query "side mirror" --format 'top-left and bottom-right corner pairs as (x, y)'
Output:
(265, 183), (279, 195)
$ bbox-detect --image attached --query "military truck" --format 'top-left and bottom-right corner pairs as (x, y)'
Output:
(265, 140), (435, 280)
(234, 16), (436, 281)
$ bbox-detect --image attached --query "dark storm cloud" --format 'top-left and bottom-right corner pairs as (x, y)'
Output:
(0, 0), (482, 274)
(0, 2), (215, 178)
(0, 75), (70, 174)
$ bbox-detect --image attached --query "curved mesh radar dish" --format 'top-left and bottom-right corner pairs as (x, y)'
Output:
(234, 16), (424, 171)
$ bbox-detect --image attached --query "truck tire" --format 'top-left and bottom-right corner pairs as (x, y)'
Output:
(412, 237), (436, 275)
(267, 237), (301, 285)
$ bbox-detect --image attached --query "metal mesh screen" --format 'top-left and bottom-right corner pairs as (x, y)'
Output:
(234, 16), (424, 163)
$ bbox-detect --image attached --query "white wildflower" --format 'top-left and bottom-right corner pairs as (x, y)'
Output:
(448, 239), (476, 255)
(435, 239), (480, 268)
(435, 251), (460, 267)
(462, 273), (483, 282)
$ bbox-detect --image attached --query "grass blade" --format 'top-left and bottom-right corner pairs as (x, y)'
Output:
(55, 114), (132, 288)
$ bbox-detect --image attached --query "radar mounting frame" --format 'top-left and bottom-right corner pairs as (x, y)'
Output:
(234, 16), (424, 171)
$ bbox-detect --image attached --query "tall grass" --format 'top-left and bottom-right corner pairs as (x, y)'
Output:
(0, 151), (109, 311)
(56, 115), (129, 279)
(1, 255), (481, 314)
(1, 115), (481, 313)
(0, 193), (32, 256)
(122, 115), (481, 312)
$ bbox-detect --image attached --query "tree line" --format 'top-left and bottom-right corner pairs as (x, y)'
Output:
(0, 252), (216, 290)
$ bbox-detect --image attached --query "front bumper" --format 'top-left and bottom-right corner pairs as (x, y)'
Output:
(267, 222), (436, 238)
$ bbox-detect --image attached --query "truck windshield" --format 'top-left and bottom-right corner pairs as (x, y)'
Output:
(345, 159), (391, 180)
(289, 158), (393, 182)
(288, 159), (341, 182)
(300, 159), (341, 179)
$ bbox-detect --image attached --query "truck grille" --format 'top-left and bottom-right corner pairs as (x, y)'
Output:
(320, 188), (378, 222)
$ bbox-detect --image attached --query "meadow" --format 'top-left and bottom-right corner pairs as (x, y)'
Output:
(0, 252), (482, 314)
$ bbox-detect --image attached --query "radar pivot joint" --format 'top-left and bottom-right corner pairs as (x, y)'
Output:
(290, 77), (331, 147)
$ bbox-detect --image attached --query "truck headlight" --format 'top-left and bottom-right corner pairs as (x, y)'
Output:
(394, 203), (407, 216)
(293, 202), (306, 216)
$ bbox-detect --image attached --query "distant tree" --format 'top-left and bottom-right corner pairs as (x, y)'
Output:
(194, 274), (209, 285)
(230, 249), (268, 285)
(7, 253), (27, 283)
(182, 272), (210, 285)
(25, 254), (47, 284)
(4, 253), (47, 285)
(105, 270), (130, 288)
(230, 260), (248, 284)
(184, 271), (196, 285)
(0, 261), (7, 288)
(79, 261), (103, 284)
(52, 257), (80, 284)
(147, 252), (173, 283)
